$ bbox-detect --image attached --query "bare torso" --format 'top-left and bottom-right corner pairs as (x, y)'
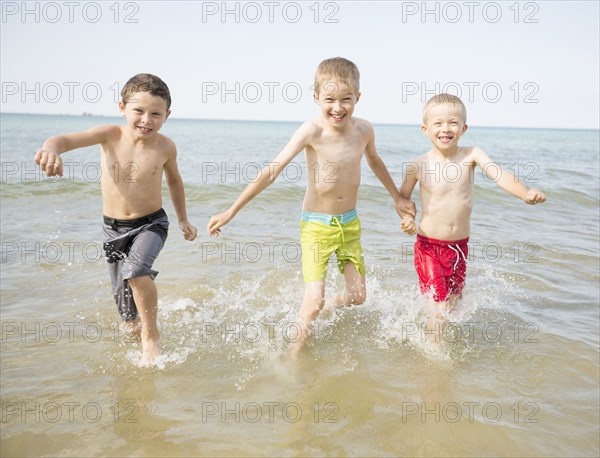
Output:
(416, 146), (477, 240)
(302, 118), (369, 215)
(100, 126), (173, 219)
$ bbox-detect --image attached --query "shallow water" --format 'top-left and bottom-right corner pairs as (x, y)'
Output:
(1, 113), (599, 456)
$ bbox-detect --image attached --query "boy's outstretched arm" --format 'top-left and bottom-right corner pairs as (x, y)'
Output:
(34, 125), (116, 177)
(398, 160), (419, 235)
(364, 124), (416, 219)
(474, 147), (546, 205)
(207, 122), (313, 236)
(164, 143), (197, 241)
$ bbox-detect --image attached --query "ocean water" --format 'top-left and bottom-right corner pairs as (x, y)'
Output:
(1, 112), (599, 457)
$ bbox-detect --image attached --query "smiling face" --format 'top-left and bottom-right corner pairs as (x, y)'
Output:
(422, 102), (468, 153)
(314, 79), (360, 129)
(119, 91), (171, 139)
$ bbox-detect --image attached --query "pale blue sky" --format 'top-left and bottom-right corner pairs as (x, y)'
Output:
(2, 1), (599, 129)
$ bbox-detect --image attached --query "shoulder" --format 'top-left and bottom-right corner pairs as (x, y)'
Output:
(470, 145), (486, 156)
(94, 124), (122, 139)
(300, 119), (321, 135)
(463, 145), (489, 164)
(351, 117), (374, 135)
(68, 124), (121, 147)
(462, 145), (480, 155)
(413, 151), (431, 164)
(156, 133), (177, 157)
(294, 119), (321, 142)
(405, 152), (429, 175)
(157, 132), (176, 148)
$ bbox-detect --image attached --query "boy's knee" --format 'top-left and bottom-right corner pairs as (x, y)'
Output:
(129, 274), (152, 281)
(128, 275), (154, 288)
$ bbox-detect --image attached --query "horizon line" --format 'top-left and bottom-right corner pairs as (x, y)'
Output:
(1, 111), (598, 132)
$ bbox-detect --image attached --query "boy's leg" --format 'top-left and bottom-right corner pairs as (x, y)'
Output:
(128, 275), (160, 367)
(106, 260), (142, 332)
(335, 262), (366, 307)
(293, 280), (326, 355)
(121, 228), (167, 367)
(104, 228), (140, 325)
(299, 280), (326, 322)
(432, 241), (468, 318)
(333, 218), (365, 307)
(414, 237), (447, 338)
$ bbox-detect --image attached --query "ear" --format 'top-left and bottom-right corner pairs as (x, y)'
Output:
(118, 101), (126, 115)
(313, 92), (319, 103)
(462, 123), (468, 134)
(355, 91), (361, 103)
(165, 109), (171, 121)
(421, 123), (428, 134)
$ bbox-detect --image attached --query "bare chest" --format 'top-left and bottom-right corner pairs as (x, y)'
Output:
(101, 147), (165, 184)
(418, 161), (475, 195)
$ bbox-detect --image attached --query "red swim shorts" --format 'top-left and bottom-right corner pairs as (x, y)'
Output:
(414, 234), (469, 302)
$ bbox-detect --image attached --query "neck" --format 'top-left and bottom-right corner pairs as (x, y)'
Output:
(322, 116), (353, 134)
(124, 128), (158, 146)
(432, 144), (459, 158)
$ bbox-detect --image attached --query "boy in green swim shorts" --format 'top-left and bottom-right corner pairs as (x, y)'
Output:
(208, 57), (415, 353)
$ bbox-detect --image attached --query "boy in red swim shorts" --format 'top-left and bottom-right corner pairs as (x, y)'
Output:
(399, 94), (546, 310)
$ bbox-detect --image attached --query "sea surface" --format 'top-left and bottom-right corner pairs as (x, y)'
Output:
(1, 113), (599, 457)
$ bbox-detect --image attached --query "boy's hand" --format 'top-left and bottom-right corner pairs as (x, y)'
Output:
(524, 188), (546, 205)
(395, 198), (417, 219)
(400, 217), (417, 235)
(35, 149), (63, 177)
(207, 210), (233, 237)
(179, 221), (198, 241)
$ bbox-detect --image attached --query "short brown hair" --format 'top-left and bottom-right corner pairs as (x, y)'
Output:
(121, 73), (171, 109)
(423, 93), (466, 123)
(314, 57), (360, 96)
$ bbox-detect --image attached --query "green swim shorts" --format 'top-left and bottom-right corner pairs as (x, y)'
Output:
(300, 209), (366, 283)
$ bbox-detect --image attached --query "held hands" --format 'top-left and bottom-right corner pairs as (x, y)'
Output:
(179, 221), (198, 241)
(400, 217), (417, 235)
(207, 210), (233, 237)
(395, 197), (417, 235)
(394, 197), (417, 220)
(524, 188), (546, 205)
(35, 149), (63, 177)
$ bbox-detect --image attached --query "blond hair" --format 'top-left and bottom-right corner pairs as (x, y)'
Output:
(423, 93), (466, 123)
(314, 57), (360, 96)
